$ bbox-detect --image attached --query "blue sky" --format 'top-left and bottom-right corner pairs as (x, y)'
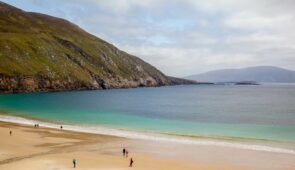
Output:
(3, 0), (295, 76)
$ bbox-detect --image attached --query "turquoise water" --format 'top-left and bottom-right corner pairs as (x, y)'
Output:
(0, 85), (295, 142)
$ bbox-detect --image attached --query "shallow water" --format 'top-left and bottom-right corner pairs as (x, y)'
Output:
(0, 84), (295, 142)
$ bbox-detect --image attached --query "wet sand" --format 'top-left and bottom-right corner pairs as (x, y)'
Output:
(0, 121), (294, 170)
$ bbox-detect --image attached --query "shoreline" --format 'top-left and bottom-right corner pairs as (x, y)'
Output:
(0, 111), (294, 144)
(0, 114), (295, 155)
(1, 120), (295, 170)
(0, 121), (242, 170)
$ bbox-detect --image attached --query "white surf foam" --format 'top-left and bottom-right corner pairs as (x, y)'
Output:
(0, 114), (295, 155)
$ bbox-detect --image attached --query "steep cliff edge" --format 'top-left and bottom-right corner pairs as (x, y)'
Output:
(0, 2), (196, 93)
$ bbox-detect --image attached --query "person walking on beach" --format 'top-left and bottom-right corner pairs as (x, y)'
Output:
(123, 148), (126, 156)
(125, 150), (129, 157)
(129, 158), (134, 167)
(60, 125), (63, 130)
(73, 159), (77, 168)
(9, 130), (12, 136)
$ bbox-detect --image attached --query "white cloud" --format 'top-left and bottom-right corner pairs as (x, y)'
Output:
(4, 0), (295, 76)
(224, 11), (294, 31)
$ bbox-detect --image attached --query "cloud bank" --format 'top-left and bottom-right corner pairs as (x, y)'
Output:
(4, 0), (295, 76)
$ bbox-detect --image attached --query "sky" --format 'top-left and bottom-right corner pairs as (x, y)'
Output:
(3, 0), (295, 76)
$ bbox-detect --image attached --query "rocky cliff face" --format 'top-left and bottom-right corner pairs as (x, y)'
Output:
(0, 2), (196, 93)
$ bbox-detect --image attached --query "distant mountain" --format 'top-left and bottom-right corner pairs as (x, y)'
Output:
(0, 2), (195, 93)
(185, 66), (295, 83)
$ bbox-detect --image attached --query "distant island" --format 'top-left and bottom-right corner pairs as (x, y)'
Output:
(185, 66), (295, 83)
(214, 81), (259, 85)
(0, 2), (195, 93)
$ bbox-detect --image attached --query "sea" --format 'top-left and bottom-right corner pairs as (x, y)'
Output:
(0, 84), (295, 154)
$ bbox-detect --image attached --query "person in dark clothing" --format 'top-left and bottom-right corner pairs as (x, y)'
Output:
(73, 159), (76, 168)
(129, 158), (134, 167)
(9, 130), (12, 136)
(123, 148), (126, 156)
(60, 125), (63, 130)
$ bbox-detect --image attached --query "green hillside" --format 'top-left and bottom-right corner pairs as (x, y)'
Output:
(0, 2), (195, 93)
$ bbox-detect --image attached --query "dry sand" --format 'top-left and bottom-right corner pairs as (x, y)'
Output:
(0, 121), (295, 170)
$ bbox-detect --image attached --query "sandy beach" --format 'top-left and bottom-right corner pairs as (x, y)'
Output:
(0, 121), (294, 170)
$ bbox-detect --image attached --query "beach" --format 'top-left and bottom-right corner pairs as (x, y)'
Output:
(0, 121), (295, 170)
(1, 1), (295, 170)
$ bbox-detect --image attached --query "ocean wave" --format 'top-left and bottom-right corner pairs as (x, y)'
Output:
(0, 114), (295, 155)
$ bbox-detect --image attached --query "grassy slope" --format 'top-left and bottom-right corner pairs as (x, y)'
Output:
(0, 2), (195, 93)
